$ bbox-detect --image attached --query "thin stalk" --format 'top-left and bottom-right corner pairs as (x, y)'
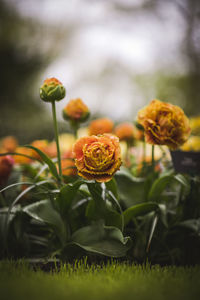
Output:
(143, 141), (146, 163)
(151, 145), (155, 172)
(71, 121), (79, 139)
(51, 101), (62, 180)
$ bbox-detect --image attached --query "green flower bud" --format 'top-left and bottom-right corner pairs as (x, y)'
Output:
(40, 77), (66, 102)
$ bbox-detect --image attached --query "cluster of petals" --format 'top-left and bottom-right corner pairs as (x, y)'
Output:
(73, 134), (121, 182)
(137, 99), (191, 150)
(63, 98), (89, 122)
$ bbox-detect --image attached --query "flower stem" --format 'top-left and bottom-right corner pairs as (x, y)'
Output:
(51, 101), (62, 181)
(70, 121), (79, 139)
(143, 140), (146, 163)
(151, 145), (155, 171)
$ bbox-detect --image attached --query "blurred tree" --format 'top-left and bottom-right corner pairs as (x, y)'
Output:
(0, 0), (64, 142)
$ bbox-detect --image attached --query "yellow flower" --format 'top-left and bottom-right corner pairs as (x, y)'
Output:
(63, 98), (90, 122)
(189, 116), (200, 135)
(73, 134), (121, 182)
(181, 136), (200, 152)
(89, 118), (114, 136)
(137, 99), (191, 150)
(40, 77), (66, 102)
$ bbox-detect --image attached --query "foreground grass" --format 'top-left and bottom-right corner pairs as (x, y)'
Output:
(1, 260), (200, 300)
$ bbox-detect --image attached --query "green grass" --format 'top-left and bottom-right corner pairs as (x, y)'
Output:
(1, 260), (200, 300)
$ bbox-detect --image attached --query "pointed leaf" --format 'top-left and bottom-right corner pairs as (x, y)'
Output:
(24, 145), (60, 181)
(148, 175), (173, 202)
(123, 202), (159, 226)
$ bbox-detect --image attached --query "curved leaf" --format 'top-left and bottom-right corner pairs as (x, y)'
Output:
(24, 145), (60, 181)
(57, 180), (84, 215)
(148, 175), (173, 202)
(23, 199), (66, 243)
(123, 202), (159, 226)
(71, 221), (131, 257)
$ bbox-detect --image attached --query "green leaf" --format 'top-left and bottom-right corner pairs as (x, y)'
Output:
(86, 182), (122, 229)
(174, 174), (190, 195)
(0, 182), (34, 193)
(146, 214), (158, 253)
(123, 202), (159, 226)
(115, 168), (146, 207)
(0, 152), (41, 163)
(148, 174), (191, 202)
(57, 180), (84, 215)
(70, 221), (132, 257)
(148, 175), (173, 202)
(176, 218), (200, 233)
(24, 145), (60, 181)
(23, 199), (66, 244)
(105, 178), (119, 200)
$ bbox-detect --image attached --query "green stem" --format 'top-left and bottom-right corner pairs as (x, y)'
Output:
(151, 145), (155, 172)
(71, 121), (79, 139)
(143, 141), (146, 163)
(51, 101), (62, 181)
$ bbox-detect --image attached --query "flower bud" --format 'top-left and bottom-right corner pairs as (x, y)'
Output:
(40, 77), (66, 102)
(114, 123), (135, 142)
(89, 118), (114, 136)
(63, 98), (90, 123)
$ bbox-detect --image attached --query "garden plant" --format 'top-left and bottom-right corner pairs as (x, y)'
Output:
(0, 77), (200, 266)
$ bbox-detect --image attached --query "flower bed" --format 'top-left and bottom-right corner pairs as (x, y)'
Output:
(0, 78), (200, 265)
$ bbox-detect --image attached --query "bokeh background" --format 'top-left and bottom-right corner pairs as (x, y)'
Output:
(1, 0), (200, 143)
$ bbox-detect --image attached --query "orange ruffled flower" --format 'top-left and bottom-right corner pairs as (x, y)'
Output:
(137, 99), (191, 150)
(63, 98), (90, 122)
(114, 123), (135, 141)
(73, 134), (121, 182)
(89, 118), (114, 136)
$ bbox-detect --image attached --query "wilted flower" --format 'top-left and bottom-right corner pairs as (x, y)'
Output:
(89, 118), (114, 136)
(181, 136), (200, 152)
(73, 134), (121, 182)
(1, 136), (18, 152)
(137, 99), (191, 150)
(63, 98), (90, 123)
(40, 77), (66, 102)
(114, 123), (135, 142)
(0, 155), (14, 186)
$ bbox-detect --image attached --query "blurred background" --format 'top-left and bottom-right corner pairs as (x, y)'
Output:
(0, 0), (200, 143)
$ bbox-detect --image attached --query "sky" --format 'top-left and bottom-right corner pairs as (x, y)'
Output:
(9, 0), (186, 121)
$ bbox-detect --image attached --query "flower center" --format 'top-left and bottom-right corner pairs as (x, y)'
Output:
(83, 142), (114, 171)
